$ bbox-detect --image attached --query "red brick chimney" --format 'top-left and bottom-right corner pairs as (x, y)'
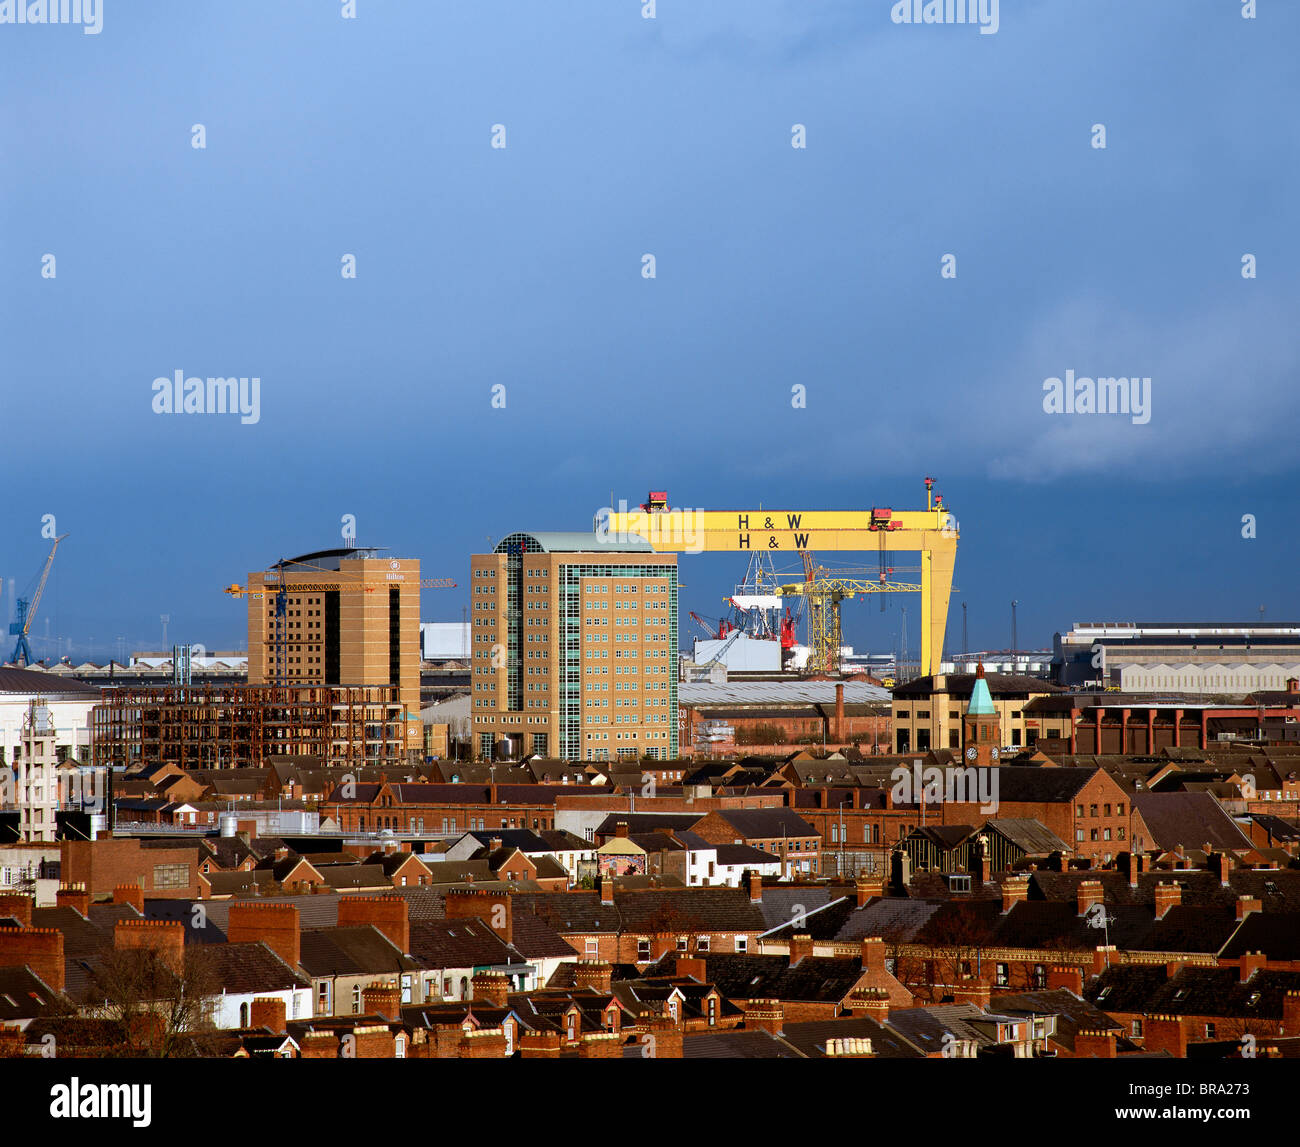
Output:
(0, 927), (63, 992)
(1154, 882), (1181, 919)
(0, 894), (34, 928)
(362, 980), (402, 1019)
(860, 936), (885, 975)
(1240, 950), (1267, 983)
(599, 875), (615, 905)
(615, 821), (629, 839)
(849, 987), (890, 1022)
(747, 870), (762, 903)
(1001, 876), (1029, 913)
(643, 1017), (684, 1059)
(674, 957), (707, 983)
(337, 896), (409, 955)
(1236, 896), (1261, 920)
(789, 933), (814, 965)
(1092, 946), (1118, 977)
(1047, 965), (1084, 995)
(1076, 880), (1105, 916)
(519, 1031), (563, 1058)
(574, 960), (615, 994)
(444, 890), (512, 944)
(56, 883), (90, 916)
(1075, 1029), (1117, 1058)
(471, 971), (510, 1008)
(834, 683), (845, 743)
(226, 902), (301, 968)
(114, 919), (185, 973)
(250, 996), (287, 1033)
(1144, 1014), (1187, 1058)
(1120, 851), (1144, 888)
(1210, 852), (1233, 886)
(1284, 991), (1300, 1037)
(742, 998), (783, 1035)
(112, 884), (145, 913)
(855, 872), (883, 907)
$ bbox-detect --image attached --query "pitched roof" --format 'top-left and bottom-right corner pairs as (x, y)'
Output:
(1132, 792), (1257, 852)
(646, 952), (865, 1004)
(297, 927), (420, 977)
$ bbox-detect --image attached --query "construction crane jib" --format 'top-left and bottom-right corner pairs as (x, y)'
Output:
(604, 480), (959, 676)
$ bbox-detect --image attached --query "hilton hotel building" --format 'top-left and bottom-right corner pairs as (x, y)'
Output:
(470, 532), (678, 762)
(245, 547), (422, 750)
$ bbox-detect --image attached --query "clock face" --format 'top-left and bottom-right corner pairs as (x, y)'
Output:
(990, 746), (1000, 760)
(965, 746), (977, 761)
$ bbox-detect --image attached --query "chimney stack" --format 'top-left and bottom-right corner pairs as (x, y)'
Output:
(1076, 880), (1105, 917)
(1075, 1029), (1118, 1058)
(1237, 895), (1262, 920)
(1001, 876), (1029, 914)
(855, 872), (883, 907)
(1240, 950), (1267, 984)
(747, 870), (762, 903)
(599, 875), (615, 906)
(337, 896), (410, 955)
(834, 683), (845, 743)
(860, 937), (885, 975)
(227, 902), (301, 968)
(1154, 882), (1182, 919)
(55, 883), (90, 917)
(788, 933), (814, 965)
(470, 971), (510, 1009)
(250, 997), (287, 1033)
(742, 999), (784, 1035)
(574, 960), (615, 994)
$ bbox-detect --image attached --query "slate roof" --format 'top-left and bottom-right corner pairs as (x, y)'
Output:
(297, 926), (421, 978)
(203, 942), (311, 994)
(516, 887), (767, 934)
(0, 965), (62, 1022)
(989, 988), (1129, 1054)
(320, 864), (391, 890)
(1087, 965), (1182, 1014)
(594, 813), (703, 836)
(1145, 967), (1300, 1019)
(644, 953), (865, 1004)
(672, 1030), (804, 1059)
(1133, 793), (1257, 852)
(883, 1003), (996, 1051)
(780, 1015), (925, 1059)
(1218, 912), (1300, 961)
(701, 808), (817, 839)
(406, 920), (528, 970)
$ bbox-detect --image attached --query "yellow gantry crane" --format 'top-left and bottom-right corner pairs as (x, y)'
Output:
(777, 572), (925, 676)
(604, 478), (958, 676)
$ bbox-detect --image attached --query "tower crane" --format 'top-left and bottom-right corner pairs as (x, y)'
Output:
(9, 535), (68, 667)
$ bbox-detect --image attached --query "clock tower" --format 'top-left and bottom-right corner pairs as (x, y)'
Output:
(962, 663), (1001, 768)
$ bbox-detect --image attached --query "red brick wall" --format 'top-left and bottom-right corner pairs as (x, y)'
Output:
(0, 928), (63, 992)
(61, 838), (199, 899)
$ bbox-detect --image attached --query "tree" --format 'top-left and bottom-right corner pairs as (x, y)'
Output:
(86, 944), (222, 1057)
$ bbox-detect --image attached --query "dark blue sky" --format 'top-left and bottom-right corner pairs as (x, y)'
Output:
(3, 1), (1296, 662)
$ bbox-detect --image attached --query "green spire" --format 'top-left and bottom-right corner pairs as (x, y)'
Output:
(967, 663), (996, 716)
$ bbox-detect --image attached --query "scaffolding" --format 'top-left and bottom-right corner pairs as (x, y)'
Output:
(90, 683), (406, 770)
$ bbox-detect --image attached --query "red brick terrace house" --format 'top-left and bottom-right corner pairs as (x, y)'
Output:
(321, 781), (608, 835)
(514, 875), (768, 966)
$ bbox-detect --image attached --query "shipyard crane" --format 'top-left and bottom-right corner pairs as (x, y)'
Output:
(604, 476), (958, 675)
(9, 534), (68, 667)
(777, 573), (925, 676)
